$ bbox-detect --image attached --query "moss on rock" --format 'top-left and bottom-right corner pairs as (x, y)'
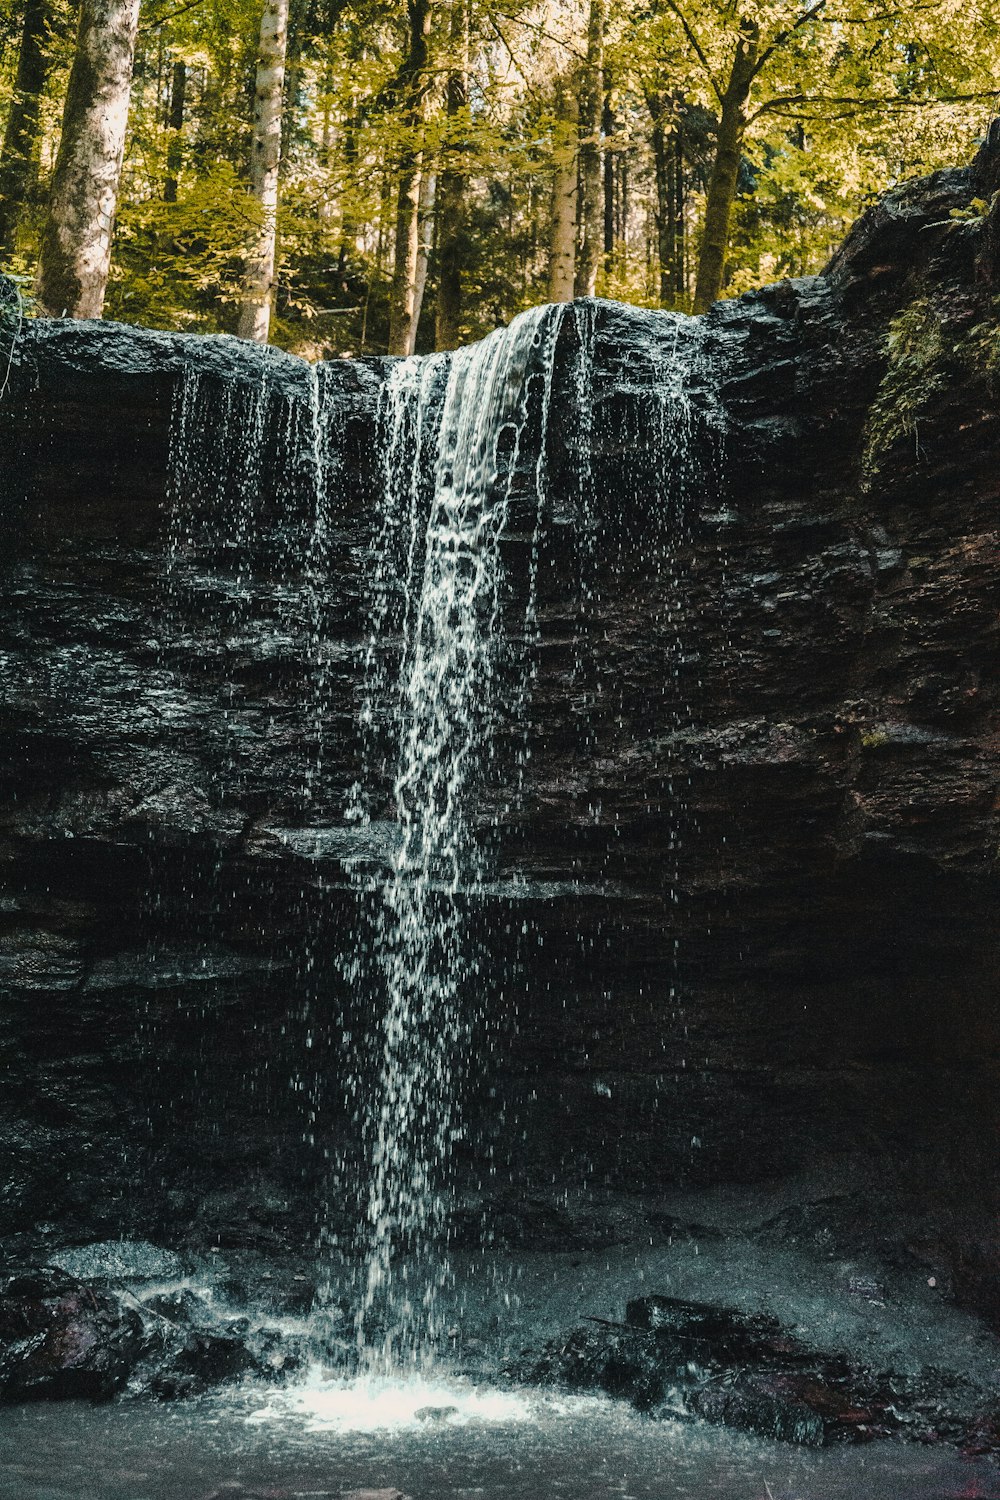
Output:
(863, 293), (1000, 478)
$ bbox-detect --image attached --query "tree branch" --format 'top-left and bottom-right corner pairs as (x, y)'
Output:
(491, 7), (587, 64)
(749, 88), (1000, 124)
(661, 0), (723, 103)
(139, 0), (206, 32)
(486, 14), (543, 104)
(752, 0), (828, 77)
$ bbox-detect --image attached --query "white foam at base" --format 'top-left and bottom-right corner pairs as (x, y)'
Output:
(246, 1371), (583, 1434)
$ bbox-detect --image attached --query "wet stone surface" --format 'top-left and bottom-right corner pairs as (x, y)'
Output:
(516, 1294), (999, 1452)
(1, 139), (1000, 1474)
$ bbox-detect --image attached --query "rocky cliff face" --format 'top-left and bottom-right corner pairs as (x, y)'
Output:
(1, 141), (998, 1323)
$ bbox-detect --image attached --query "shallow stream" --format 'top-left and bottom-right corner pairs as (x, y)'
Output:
(1, 1377), (997, 1500)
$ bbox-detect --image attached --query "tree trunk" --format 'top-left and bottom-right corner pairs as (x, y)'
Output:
(237, 0), (290, 343)
(693, 23), (758, 314)
(0, 0), (53, 258)
(34, 0), (140, 318)
(434, 0), (467, 350)
(617, 143), (628, 248)
(574, 0), (606, 299)
(548, 73), (577, 302)
(334, 99), (357, 255)
(387, 0), (432, 356)
(163, 58), (185, 203)
(649, 92), (686, 306)
(389, 158), (423, 355)
(603, 93), (615, 266)
(409, 167), (435, 348)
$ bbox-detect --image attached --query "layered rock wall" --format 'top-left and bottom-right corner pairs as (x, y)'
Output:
(1, 145), (998, 1275)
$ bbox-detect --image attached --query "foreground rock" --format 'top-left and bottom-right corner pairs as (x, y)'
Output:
(519, 1294), (996, 1451)
(0, 1267), (143, 1400)
(0, 1252), (307, 1403)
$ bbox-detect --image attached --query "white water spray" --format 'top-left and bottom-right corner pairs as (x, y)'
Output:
(349, 306), (568, 1364)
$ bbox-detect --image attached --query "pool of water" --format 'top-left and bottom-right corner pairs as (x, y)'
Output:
(0, 1374), (997, 1500)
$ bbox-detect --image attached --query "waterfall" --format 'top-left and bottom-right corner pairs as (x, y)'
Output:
(348, 305), (568, 1365)
(159, 303), (711, 1378)
(0, 276), (22, 402)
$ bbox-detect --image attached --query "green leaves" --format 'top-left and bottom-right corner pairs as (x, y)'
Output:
(3, 0), (998, 344)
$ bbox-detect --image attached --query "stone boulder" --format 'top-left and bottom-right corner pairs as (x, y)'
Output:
(0, 1266), (143, 1400)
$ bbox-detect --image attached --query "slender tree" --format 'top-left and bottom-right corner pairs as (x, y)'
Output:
(574, 0), (607, 298)
(647, 90), (686, 304)
(660, 0), (845, 311)
(237, 0), (290, 342)
(388, 0), (432, 356)
(409, 165), (435, 340)
(603, 91), (615, 264)
(692, 15), (757, 312)
(34, 0), (141, 317)
(434, 0), (468, 349)
(0, 0), (54, 258)
(163, 58), (186, 203)
(548, 72), (578, 302)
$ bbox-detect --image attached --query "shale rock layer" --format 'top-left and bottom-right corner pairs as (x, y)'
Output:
(1, 146), (998, 1315)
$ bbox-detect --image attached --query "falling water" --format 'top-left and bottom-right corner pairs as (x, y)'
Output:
(158, 354), (336, 1203)
(159, 304), (711, 1378)
(348, 305), (569, 1364)
(0, 275), (23, 402)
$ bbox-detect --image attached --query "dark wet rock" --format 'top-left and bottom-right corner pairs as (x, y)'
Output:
(199, 1486), (294, 1500)
(686, 1367), (895, 1446)
(0, 1251), (312, 1406)
(520, 1298), (809, 1412)
(136, 1299), (309, 1399)
(754, 1198), (871, 1259)
(0, 1266), (143, 1400)
(20, 317), (308, 397)
(521, 1295), (1000, 1450)
(148, 1328), (261, 1399)
(140, 1287), (214, 1324)
(625, 1296), (796, 1364)
(1, 138), (1000, 1305)
(521, 1322), (674, 1410)
(210, 1254), (318, 1317)
(415, 1404), (459, 1422)
(643, 1211), (724, 1244)
(341, 1490), (411, 1500)
(961, 1406), (1000, 1457)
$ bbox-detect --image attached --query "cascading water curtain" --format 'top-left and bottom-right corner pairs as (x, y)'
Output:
(646, 313), (709, 1086)
(0, 276), (22, 402)
(344, 306), (568, 1369)
(609, 309), (714, 1172)
(160, 358), (334, 1191)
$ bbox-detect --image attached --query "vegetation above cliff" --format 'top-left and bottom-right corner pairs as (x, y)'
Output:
(0, 0), (998, 353)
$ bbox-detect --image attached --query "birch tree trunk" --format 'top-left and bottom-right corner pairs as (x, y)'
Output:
(548, 74), (577, 303)
(693, 24), (758, 314)
(573, 0), (606, 299)
(409, 167), (435, 348)
(388, 0), (432, 356)
(434, 0), (468, 349)
(237, 0), (290, 343)
(389, 158), (423, 355)
(0, 0), (54, 257)
(603, 92), (615, 267)
(34, 0), (140, 318)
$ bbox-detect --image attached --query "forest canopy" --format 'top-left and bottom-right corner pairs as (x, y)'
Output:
(0, 0), (997, 355)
